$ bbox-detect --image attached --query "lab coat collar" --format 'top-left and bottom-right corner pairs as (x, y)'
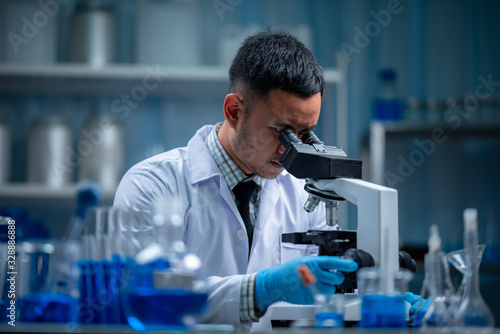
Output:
(187, 125), (220, 185)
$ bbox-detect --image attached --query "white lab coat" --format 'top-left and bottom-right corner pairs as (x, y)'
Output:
(113, 125), (326, 331)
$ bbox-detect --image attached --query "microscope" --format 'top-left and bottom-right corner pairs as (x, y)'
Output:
(269, 130), (415, 325)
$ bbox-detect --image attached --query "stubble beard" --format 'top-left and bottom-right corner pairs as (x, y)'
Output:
(233, 117), (281, 179)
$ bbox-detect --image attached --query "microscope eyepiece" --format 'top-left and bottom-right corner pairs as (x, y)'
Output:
(279, 129), (301, 149)
(301, 131), (324, 145)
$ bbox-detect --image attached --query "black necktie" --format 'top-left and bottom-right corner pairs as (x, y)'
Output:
(232, 180), (257, 255)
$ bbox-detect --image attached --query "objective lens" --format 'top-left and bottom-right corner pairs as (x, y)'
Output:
(303, 195), (320, 213)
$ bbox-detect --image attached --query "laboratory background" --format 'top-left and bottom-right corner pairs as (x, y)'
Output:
(0, 0), (499, 328)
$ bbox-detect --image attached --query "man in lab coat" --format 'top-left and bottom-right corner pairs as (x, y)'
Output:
(114, 31), (358, 331)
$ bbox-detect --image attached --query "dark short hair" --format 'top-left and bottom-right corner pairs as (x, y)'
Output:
(229, 30), (324, 104)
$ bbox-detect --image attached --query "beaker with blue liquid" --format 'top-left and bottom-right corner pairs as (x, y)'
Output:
(119, 197), (209, 332)
(315, 293), (344, 329)
(357, 266), (413, 328)
(17, 240), (80, 323)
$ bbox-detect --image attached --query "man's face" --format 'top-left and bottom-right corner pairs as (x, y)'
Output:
(231, 89), (322, 179)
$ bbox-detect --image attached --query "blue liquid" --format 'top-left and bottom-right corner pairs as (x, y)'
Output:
(316, 312), (344, 329)
(78, 256), (170, 324)
(373, 98), (403, 121)
(19, 292), (78, 323)
(361, 294), (407, 328)
(78, 257), (128, 324)
(124, 287), (208, 331)
(413, 310), (425, 327)
(464, 314), (490, 327)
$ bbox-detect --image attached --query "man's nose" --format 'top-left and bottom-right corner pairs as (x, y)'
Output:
(278, 144), (286, 155)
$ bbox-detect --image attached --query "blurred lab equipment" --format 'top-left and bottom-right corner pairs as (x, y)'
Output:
(121, 197), (208, 331)
(0, 117), (11, 183)
(27, 116), (73, 187)
(74, 199), (209, 329)
(1, 0), (57, 64)
(63, 180), (103, 244)
(372, 68), (403, 121)
(219, 24), (262, 66)
(405, 96), (425, 123)
(17, 239), (80, 323)
(69, 1), (115, 66)
(136, 0), (200, 66)
(79, 206), (127, 324)
(446, 244), (486, 295)
(0, 207), (50, 243)
(425, 97), (444, 124)
(219, 24), (313, 66)
(452, 209), (495, 331)
(419, 225), (452, 329)
(78, 114), (125, 192)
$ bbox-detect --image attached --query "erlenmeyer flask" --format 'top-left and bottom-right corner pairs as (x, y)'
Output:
(452, 209), (494, 332)
(446, 244), (486, 276)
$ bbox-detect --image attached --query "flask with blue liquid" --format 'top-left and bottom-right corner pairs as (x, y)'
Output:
(452, 209), (495, 332)
(15, 182), (101, 324)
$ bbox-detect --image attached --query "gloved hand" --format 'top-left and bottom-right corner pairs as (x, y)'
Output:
(404, 292), (431, 325)
(255, 256), (358, 311)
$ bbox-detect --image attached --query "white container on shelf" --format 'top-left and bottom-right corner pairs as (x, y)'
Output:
(69, 1), (115, 67)
(218, 24), (262, 67)
(78, 114), (125, 193)
(0, 117), (11, 183)
(27, 116), (74, 187)
(135, 0), (201, 66)
(218, 24), (313, 66)
(0, 0), (57, 64)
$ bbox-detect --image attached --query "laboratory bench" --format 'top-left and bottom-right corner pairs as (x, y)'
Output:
(1, 323), (500, 333)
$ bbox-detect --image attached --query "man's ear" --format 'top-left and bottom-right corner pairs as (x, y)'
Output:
(223, 93), (245, 128)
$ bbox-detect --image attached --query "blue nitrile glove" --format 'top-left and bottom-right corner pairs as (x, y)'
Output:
(404, 292), (431, 325)
(255, 256), (358, 311)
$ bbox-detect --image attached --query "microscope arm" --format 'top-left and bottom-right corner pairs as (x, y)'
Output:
(309, 178), (399, 270)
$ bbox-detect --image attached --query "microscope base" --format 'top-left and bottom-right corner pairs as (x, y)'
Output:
(268, 296), (410, 324)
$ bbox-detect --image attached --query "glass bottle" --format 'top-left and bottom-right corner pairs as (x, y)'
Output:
(405, 96), (424, 123)
(425, 97), (443, 124)
(372, 69), (403, 121)
(452, 209), (495, 332)
(421, 225), (451, 330)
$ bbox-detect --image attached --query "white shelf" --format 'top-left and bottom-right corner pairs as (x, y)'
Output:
(0, 183), (115, 203)
(0, 63), (343, 95)
(0, 63), (229, 81)
(370, 120), (500, 136)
